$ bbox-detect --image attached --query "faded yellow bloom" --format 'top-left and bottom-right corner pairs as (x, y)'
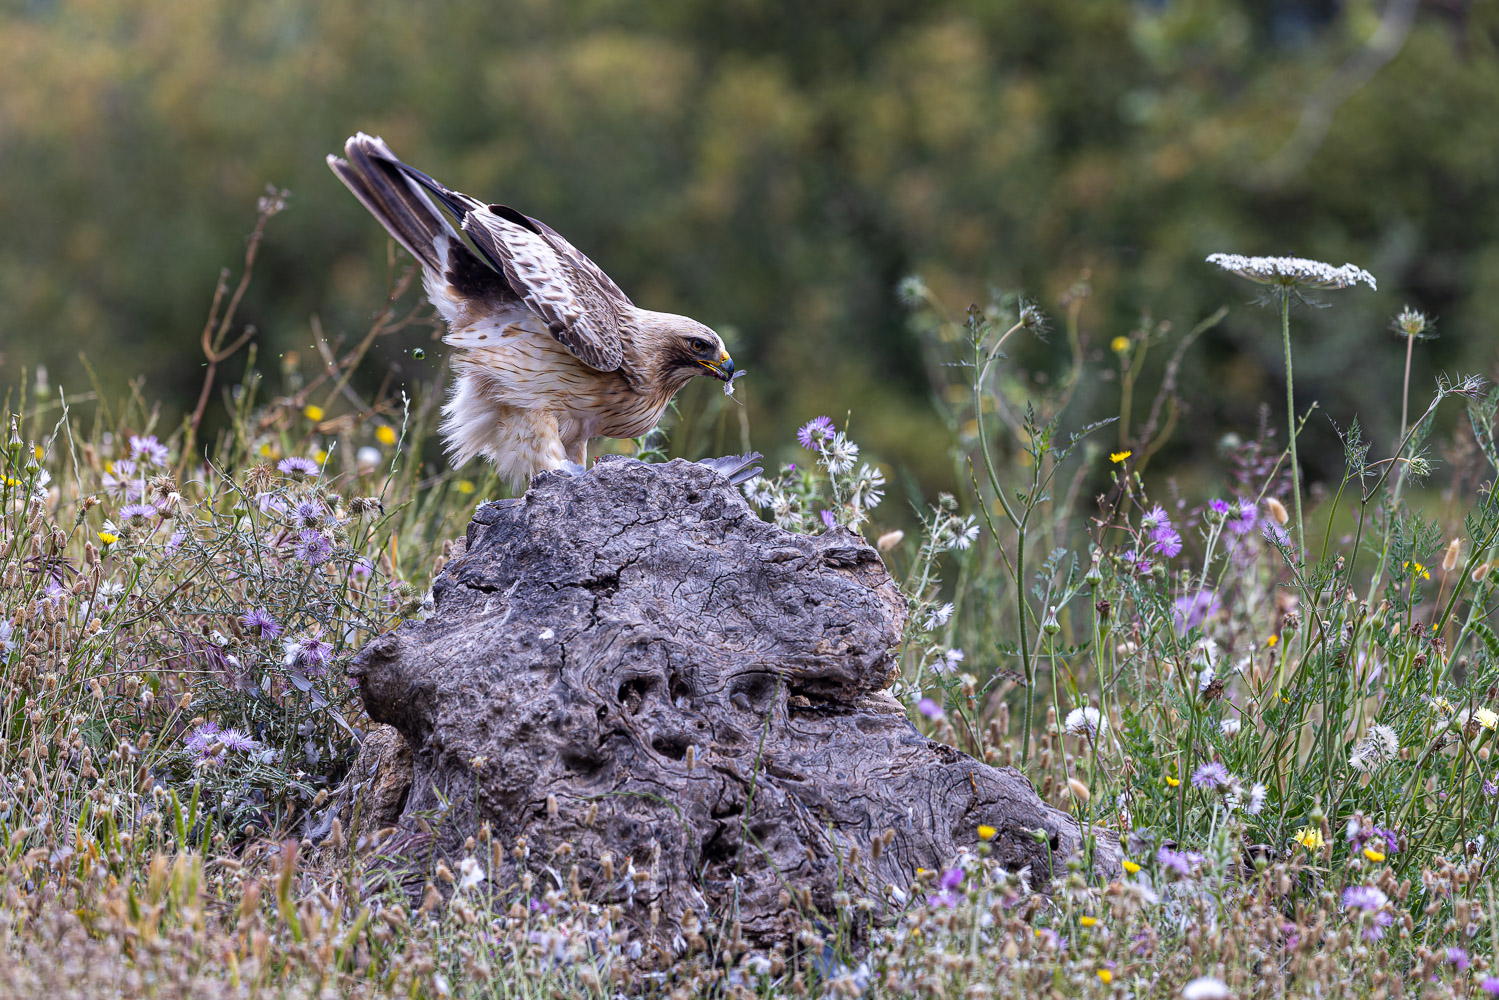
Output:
(455, 480), (476, 495)
(1294, 827), (1325, 850)
(1110, 336), (1130, 354)
(1475, 707), (1498, 731)
(375, 425), (398, 446)
(303, 404), (325, 422)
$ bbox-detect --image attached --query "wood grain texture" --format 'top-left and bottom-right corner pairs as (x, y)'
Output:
(351, 457), (1117, 948)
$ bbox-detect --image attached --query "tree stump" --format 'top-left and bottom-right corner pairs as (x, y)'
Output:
(352, 457), (1117, 947)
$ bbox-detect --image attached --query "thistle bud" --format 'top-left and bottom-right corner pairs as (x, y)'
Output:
(1042, 606), (1061, 636)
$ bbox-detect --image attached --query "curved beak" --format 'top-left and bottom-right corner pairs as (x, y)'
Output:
(697, 351), (735, 381)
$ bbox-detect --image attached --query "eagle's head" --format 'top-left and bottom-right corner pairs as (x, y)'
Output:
(645, 313), (735, 391)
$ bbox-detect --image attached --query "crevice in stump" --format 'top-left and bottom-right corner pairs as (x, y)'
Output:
(351, 456), (1118, 948)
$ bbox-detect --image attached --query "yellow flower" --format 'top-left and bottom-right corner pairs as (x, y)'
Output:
(1294, 827), (1325, 850)
(314, 450), (328, 465)
(97, 531), (118, 545)
(1109, 450), (1132, 464)
(1403, 560), (1430, 581)
(1079, 915), (1097, 927)
(33, 444), (43, 461)
(1432, 696), (1454, 716)
(977, 824), (996, 841)
(1476, 707), (1499, 730)
(456, 480), (476, 495)
(1110, 336), (1130, 354)
(1266, 634), (1279, 647)
(1122, 859), (1141, 874)
(1097, 968), (1113, 984)
(375, 425), (397, 446)
(1363, 846), (1386, 862)
(303, 404), (325, 422)
(1165, 774), (1180, 788)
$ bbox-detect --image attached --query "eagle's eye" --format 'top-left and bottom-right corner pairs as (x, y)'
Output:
(687, 337), (711, 355)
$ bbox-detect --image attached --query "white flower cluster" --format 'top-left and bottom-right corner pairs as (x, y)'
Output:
(1348, 724), (1400, 773)
(1206, 253), (1377, 290)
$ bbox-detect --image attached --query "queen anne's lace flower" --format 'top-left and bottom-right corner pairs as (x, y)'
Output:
(1206, 253), (1377, 290)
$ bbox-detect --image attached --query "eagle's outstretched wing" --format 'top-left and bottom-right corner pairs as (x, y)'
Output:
(461, 206), (629, 373)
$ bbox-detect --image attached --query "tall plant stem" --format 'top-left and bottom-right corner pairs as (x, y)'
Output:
(1399, 330), (1415, 442)
(1280, 290), (1305, 558)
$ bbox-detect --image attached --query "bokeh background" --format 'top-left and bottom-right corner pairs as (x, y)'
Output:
(2, 0), (1496, 501)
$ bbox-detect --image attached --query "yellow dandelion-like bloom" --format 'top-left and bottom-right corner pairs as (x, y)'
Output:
(1080, 915), (1098, 927)
(303, 404), (325, 422)
(1294, 827), (1324, 850)
(1110, 336), (1130, 354)
(1432, 696), (1454, 716)
(1122, 859), (1141, 874)
(1266, 634), (1279, 648)
(1403, 560), (1430, 581)
(97, 531), (118, 545)
(456, 480), (476, 495)
(33, 444), (44, 461)
(1097, 968), (1113, 984)
(977, 824), (996, 841)
(1476, 707), (1498, 731)
(1363, 846), (1386, 862)
(375, 425), (397, 446)
(1109, 450), (1132, 464)
(314, 450), (329, 466)
(1165, 774), (1180, 788)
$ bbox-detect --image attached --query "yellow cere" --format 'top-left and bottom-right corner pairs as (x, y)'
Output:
(1079, 916), (1097, 926)
(1295, 827), (1325, 850)
(375, 425), (397, 446)
(1122, 859), (1141, 874)
(1363, 847), (1386, 862)
(97, 531), (118, 545)
(1109, 450), (1132, 464)
(1110, 336), (1130, 354)
(1097, 968), (1113, 984)
(303, 404), (325, 422)
(977, 824), (996, 841)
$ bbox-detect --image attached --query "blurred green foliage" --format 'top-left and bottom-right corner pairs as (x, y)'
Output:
(2, 0), (1497, 496)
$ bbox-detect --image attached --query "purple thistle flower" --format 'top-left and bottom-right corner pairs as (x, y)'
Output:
(218, 727), (258, 751)
(102, 460), (144, 500)
(129, 434), (170, 468)
(1485, 779), (1498, 798)
(1341, 886), (1387, 912)
(1156, 847), (1203, 878)
(796, 416), (836, 451)
(1361, 910), (1393, 941)
(1208, 498), (1230, 517)
(1481, 977), (1499, 996)
(820, 509), (837, 530)
(119, 502), (157, 527)
(292, 498), (327, 528)
(1447, 947), (1471, 971)
(1122, 549), (1152, 574)
(916, 697), (944, 720)
(351, 558), (374, 579)
(294, 529), (333, 566)
(938, 867), (964, 891)
(185, 721), (221, 757)
(255, 492), (287, 515)
(1151, 525), (1183, 558)
(1227, 499), (1258, 535)
(1173, 590), (1221, 630)
(278, 456), (320, 478)
(240, 609), (283, 639)
(166, 529), (188, 551)
(1140, 504), (1170, 533)
(284, 628), (333, 673)
(1191, 761), (1230, 789)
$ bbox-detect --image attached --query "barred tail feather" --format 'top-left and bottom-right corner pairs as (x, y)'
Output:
(327, 133), (453, 272)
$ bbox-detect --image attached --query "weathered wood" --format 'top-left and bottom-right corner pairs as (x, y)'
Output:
(352, 457), (1116, 946)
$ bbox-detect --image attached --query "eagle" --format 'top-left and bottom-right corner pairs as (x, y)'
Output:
(328, 133), (753, 489)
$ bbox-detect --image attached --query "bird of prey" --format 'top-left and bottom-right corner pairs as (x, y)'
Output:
(328, 133), (750, 489)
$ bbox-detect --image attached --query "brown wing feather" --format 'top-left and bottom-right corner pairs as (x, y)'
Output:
(462, 208), (629, 372)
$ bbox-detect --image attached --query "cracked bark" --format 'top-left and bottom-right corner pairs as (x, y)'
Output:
(351, 456), (1118, 948)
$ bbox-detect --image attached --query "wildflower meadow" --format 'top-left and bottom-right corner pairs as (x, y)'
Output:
(3, 224), (1499, 999)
